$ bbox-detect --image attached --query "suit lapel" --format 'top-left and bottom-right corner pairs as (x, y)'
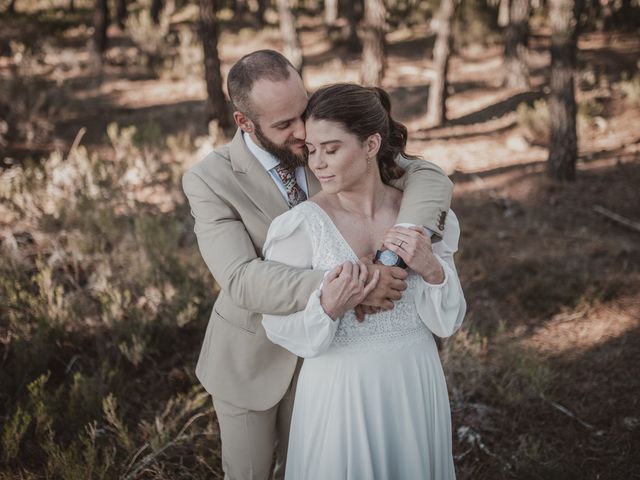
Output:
(229, 130), (289, 222)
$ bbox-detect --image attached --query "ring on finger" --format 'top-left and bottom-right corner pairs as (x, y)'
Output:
(398, 240), (405, 248)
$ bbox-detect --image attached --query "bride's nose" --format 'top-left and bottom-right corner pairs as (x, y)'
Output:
(309, 151), (327, 170)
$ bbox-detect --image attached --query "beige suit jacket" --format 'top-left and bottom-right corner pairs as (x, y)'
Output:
(182, 129), (453, 411)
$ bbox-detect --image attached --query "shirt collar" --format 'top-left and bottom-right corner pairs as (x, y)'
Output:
(243, 131), (280, 172)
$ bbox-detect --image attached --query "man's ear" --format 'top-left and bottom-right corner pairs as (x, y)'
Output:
(366, 133), (382, 158)
(234, 111), (254, 134)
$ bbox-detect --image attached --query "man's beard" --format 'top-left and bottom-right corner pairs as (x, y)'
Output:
(254, 123), (308, 170)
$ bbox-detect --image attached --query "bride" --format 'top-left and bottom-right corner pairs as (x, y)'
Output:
(261, 83), (466, 479)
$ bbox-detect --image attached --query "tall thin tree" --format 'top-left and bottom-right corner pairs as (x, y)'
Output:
(360, 0), (386, 86)
(116, 0), (128, 29)
(255, 0), (268, 27)
(426, 0), (457, 127)
(94, 0), (110, 56)
(345, 0), (362, 52)
(547, 0), (584, 180)
(276, 0), (304, 73)
(199, 0), (232, 131)
(503, 0), (531, 88)
(151, 0), (163, 24)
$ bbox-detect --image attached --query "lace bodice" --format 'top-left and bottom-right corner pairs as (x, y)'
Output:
(299, 202), (431, 352)
(262, 201), (466, 358)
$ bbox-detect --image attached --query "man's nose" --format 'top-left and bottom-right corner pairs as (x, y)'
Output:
(292, 118), (306, 141)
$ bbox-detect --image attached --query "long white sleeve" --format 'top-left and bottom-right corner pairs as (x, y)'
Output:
(261, 208), (339, 358)
(414, 210), (466, 338)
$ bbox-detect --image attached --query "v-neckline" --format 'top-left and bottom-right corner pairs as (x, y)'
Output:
(306, 201), (361, 261)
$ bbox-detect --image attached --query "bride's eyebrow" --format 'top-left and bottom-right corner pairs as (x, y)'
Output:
(305, 140), (342, 146)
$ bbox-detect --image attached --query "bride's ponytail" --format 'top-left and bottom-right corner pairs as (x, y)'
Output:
(372, 87), (412, 183)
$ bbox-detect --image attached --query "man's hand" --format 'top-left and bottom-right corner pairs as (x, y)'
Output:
(320, 261), (380, 321)
(354, 304), (383, 322)
(359, 262), (408, 310)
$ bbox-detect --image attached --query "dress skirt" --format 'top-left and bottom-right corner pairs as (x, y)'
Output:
(284, 330), (456, 480)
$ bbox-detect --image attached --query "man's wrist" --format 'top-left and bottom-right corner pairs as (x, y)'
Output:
(320, 296), (339, 321)
(420, 263), (445, 284)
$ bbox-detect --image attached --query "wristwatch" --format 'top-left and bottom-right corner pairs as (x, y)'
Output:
(374, 249), (407, 269)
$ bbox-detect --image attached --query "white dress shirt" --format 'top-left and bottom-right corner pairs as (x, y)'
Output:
(243, 132), (309, 201)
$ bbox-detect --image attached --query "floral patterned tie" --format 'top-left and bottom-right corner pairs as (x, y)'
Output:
(274, 164), (307, 207)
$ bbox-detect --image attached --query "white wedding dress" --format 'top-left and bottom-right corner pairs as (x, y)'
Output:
(262, 201), (466, 480)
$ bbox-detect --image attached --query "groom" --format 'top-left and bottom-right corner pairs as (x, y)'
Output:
(182, 50), (453, 480)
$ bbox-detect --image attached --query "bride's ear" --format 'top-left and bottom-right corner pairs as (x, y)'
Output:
(365, 133), (382, 158)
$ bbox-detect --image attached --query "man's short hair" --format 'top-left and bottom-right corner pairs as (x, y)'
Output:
(227, 50), (296, 119)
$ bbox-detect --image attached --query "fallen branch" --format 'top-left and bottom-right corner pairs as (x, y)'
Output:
(540, 394), (603, 434)
(593, 205), (640, 233)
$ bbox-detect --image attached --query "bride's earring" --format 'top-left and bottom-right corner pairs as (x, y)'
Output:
(366, 156), (371, 174)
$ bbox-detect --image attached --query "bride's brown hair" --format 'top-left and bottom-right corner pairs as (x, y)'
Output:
(304, 83), (416, 184)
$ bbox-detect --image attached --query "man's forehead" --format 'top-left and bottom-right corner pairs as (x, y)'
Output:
(249, 74), (307, 119)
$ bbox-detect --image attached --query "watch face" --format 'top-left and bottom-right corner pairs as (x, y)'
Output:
(379, 249), (400, 266)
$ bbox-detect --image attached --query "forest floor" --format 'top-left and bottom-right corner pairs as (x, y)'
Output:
(1, 5), (639, 479)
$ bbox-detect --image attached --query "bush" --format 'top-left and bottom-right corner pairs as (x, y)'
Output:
(0, 122), (220, 476)
(619, 73), (640, 106)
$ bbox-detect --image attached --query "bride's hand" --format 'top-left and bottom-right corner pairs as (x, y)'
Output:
(320, 261), (380, 320)
(382, 226), (445, 284)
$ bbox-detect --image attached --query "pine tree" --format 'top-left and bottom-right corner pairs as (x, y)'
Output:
(547, 0), (584, 180)
(276, 0), (304, 73)
(199, 0), (232, 132)
(360, 0), (386, 86)
(426, 0), (457, 127)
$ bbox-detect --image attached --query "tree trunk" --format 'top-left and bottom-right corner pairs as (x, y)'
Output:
(276, 0), (304, 73)
(234, 0), (248, 15)
(255, 0), (267, 26)
(345, 0), (362, 52)
(116, 0), (128, 29)
(69, 0), (75, 13)
(93, 0), (109, 56)
(7, 0), (16, 14)
(498, 0), (510, 26)
(360, 0), (386, 86)
(151, 0), (163, 24)
(503, 0), (530, 88)
(547, 0), (584, 181)
(426, 0), (457, 127)
(199, 0), (232, 132)
(325, 0), (338, 27)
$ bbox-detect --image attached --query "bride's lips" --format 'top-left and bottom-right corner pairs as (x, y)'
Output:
(316, 175), (335, 183)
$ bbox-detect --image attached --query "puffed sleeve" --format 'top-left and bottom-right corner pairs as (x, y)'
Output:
(261, 207), (339, 358)
(413, 209), (466, 338)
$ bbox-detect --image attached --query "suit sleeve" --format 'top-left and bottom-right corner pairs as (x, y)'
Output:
(182, 169), (325, 315)
(389, 155), (454, 238)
